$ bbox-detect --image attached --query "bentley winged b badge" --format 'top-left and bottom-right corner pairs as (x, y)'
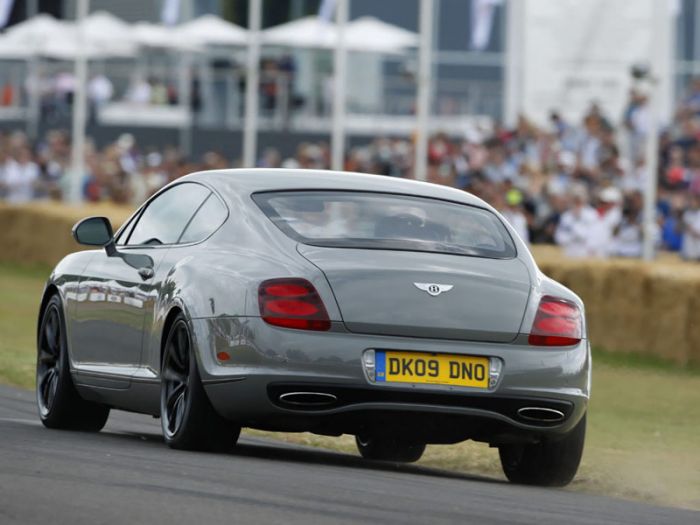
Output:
(413, 283), (454, 297)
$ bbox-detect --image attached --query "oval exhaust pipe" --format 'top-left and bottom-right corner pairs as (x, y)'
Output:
(279, 392), (337, 406)
(517, 407), (565, 423)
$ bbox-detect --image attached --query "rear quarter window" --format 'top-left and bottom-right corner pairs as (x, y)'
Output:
(178, 193), (228, 244)
(252, 191), (516, 259)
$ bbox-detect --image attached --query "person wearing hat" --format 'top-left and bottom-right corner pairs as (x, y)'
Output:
(500, 188), (530, 244)
(595, 186), (623, 257)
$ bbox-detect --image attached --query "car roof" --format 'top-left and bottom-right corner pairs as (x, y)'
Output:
(183, 168), (489, 208)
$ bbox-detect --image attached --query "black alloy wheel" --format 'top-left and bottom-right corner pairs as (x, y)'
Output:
(499, 413), (587, 487)
(161, 320), (191, 439)
(36, 295), (110, 431)
(160, 314), (240, 451)
(37, 303), (62, 417)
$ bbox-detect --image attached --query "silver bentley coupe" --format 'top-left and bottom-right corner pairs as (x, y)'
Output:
(36, 169), (590, 486)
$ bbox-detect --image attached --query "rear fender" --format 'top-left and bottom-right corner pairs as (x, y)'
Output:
(146, 250), (340, 375)
(158, 250), (341, 321)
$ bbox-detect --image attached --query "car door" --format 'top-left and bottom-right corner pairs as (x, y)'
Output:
(70, 182), (212, 388)
(137, 190), (230, 374)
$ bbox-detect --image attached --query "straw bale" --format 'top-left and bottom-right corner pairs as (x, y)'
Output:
(599, 262), (650, 354)
(645, 271), (694, 364)
(0, 202), (132, 267)
(559, 264), (606, 345)
(684, 280), (700, 366)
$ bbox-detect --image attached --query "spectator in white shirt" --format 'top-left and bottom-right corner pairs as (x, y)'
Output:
(1, 146), (40, 203)
(125, 76), (151, 105)
(681, 193), (700, 261)
(88, 75), (114, 110)
(578, 115), (602, 172)
(624, 88), (650, 164)
(612, 191), (659, 258)
(554, 185), (601, 258)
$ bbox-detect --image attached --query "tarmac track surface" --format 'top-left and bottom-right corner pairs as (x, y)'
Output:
(0, 385), (697, 525)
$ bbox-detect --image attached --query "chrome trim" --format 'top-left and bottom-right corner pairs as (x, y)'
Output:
(278, 392), (338, 406)
(517, 407), (566, 422)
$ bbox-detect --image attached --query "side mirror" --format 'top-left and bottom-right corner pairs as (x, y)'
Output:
(71, 216), (152, 276)
(72, 217), (114, 247)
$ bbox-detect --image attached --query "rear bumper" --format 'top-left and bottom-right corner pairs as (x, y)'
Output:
(190, 316), (590, 442)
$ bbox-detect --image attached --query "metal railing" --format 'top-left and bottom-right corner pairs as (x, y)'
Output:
(0, 57), (503, 136)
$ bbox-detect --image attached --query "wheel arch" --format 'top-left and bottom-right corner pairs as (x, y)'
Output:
(37, 283), (60, 342)
(160, 305), (184, 368)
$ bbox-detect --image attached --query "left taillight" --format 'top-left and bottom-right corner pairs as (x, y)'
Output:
(258, 278), (331, 331)
(527, 296), (582, 347)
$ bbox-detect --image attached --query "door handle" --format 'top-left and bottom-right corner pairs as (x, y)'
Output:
(138, 267), (155, 280)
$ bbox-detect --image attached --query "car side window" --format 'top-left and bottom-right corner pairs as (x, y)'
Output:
(126, 183), (211, 246)
(178, 193), (228, 244)
(115, 213), (139, 246)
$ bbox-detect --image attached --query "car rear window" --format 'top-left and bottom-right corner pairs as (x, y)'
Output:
(253, 191), (516, 259)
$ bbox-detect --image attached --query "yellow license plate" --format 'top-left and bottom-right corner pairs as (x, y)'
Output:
(375, 351), (489, 388)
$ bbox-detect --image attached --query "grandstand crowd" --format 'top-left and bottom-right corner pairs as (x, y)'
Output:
(1, 85), (700, 261)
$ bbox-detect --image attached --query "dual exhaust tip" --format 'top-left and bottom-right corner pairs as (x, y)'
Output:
(278, 393), (566, 424)
(517, 407), (565, 423)
(278, 391), (338, 407)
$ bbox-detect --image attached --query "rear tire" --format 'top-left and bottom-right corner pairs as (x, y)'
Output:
(356, 434), (426, 463)
(36, 295), (110, 432)
(160, 315), (240, 452)
(498, 413), (586, 487)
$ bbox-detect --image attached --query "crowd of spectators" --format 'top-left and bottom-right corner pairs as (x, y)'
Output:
(2, 83), (700, 261)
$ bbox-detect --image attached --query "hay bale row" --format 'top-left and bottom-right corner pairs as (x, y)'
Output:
(0, 202), (132, 268)
(0, 204), (698, 366)
(535, 248), (700, 366)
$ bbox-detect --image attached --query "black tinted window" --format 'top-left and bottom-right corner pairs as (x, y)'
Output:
(179, 193), (228, 243)
(127, 183), (210, 246)
(254, 191), (516, 259)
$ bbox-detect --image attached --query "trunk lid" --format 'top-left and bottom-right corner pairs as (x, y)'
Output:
(298, 246), (531, 343)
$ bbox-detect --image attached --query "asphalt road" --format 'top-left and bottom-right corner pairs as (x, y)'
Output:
(0, 385), (696, 525)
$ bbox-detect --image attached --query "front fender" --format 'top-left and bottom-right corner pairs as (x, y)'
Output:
(39, 251), (96, 358)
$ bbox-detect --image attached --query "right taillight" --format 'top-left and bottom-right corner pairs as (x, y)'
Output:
(258, 278), (331, 331)
(528, 296), (582, 346)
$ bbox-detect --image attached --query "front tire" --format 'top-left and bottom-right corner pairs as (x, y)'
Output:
(160, 315), (240, 451)
(356, 434), (426, 463)
(498, 413), (586, 487)
(36, 295), (110, 431)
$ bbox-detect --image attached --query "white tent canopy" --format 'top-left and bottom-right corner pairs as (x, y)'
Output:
(132, 22), (202, 51)
(50, 11), (137, 60)
(132, 22), (175, 48)
(346, 16), (419, 53)
(83, 11), (136, 56)
(0, 13), (213, 58)
(0, 13), (422, 58)
(261, 15), (418, 53)
(1, 12), (137, 59)
(0, 34), (32, 58)
(261, 16), (336, 49)
(3, 13), (65, 42)
(2, 14), (68, 56)
(175, 15), (247, 46)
